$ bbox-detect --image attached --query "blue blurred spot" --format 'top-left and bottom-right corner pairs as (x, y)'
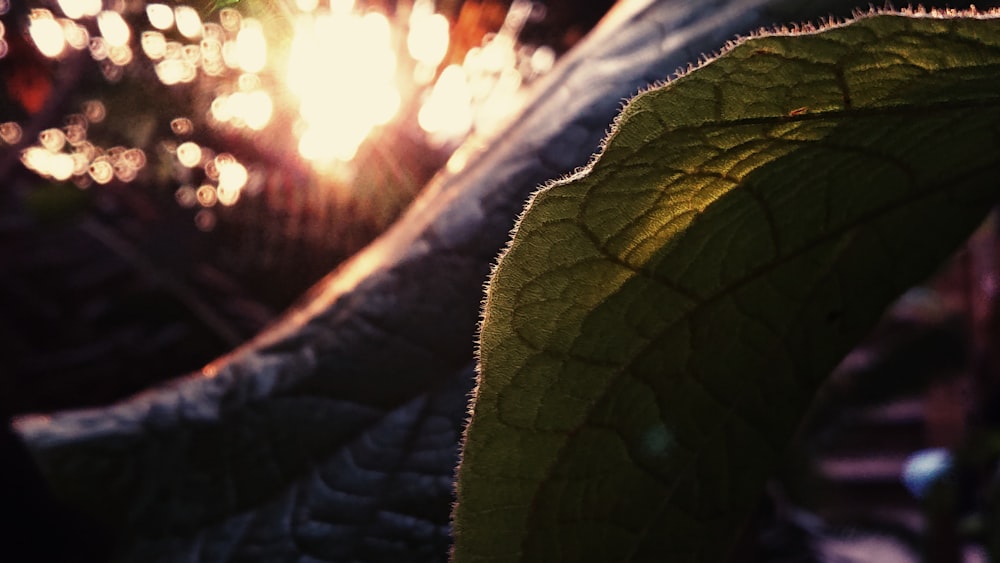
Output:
(639, 422), (675, 459)
(901, 448), (953, 499)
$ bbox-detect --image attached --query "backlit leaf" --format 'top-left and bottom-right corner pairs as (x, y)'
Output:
(457, 11), (1000, 562)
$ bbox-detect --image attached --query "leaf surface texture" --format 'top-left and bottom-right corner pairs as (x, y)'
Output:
(458, 12), (1000, 562)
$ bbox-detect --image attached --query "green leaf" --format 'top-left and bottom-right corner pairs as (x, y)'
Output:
(19, 2), (895, 561)
(456, 11), (1000, 562)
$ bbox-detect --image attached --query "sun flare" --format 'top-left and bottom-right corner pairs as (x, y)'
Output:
(6, 0), (555, 228)
(288, 10), (401, 162)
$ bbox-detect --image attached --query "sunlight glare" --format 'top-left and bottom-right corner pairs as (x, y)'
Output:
(287, 10), (400, 162)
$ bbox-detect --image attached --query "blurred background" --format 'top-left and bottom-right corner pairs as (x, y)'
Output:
(3, 1), (1000, 562)
(0, 0), (615, 414)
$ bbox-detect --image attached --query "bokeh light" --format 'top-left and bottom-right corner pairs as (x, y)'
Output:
(235, 20), (266, 73)
(146, 4), (174, 30)
(408, 5), (450, 67)
(418, 64), (473, 138)
(28, 10), (66, 58)
(174, 6), (202, 39)
(288, 10), (401, 162)
(57, 0), (101, 20)
(97, 10), (130, 47)
(0, 122), (23, 145)
(11, 0), (559, 220)
(177, 142), (203, 168)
